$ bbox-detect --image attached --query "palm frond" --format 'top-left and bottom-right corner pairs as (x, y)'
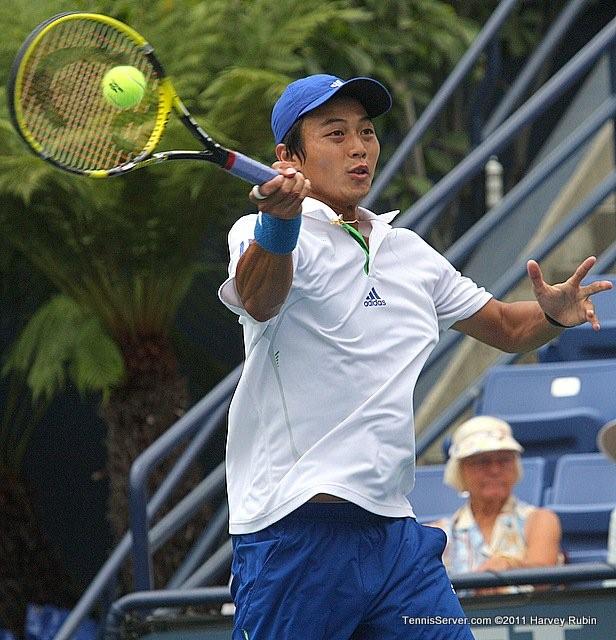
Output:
(2, 295), (125, 404)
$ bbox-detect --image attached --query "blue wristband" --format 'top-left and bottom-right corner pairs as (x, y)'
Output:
(254, 212), (301, 255)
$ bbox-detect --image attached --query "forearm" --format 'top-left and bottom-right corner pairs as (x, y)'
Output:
(493, 554), (557, 570)
(235, 242), (293, 322)
(499, 300), (563, 353)
(454, 299), (563, 353)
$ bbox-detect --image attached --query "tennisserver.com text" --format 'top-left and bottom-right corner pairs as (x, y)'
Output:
(401, 615), (597, 626)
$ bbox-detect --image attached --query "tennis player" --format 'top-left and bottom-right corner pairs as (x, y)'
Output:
(218, 74), (612, 639)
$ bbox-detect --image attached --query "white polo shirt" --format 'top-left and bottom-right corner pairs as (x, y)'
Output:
(219, 197), (492, 534)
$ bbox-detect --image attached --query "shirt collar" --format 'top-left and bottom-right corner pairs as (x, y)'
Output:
(300, 196), (399, 225)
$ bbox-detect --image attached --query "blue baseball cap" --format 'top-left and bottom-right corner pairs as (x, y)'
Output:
(271, 74), (392, 144)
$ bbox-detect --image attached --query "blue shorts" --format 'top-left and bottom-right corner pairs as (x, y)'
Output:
(230, 502), (474, 639)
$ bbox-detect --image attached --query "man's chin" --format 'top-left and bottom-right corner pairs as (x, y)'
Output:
(346, 181), (372, 200)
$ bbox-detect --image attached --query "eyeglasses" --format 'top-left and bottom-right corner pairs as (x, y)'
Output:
(462, 452), (517, 468)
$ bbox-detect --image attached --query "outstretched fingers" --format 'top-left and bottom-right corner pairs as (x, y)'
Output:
(526, 259), (547, 294)
(580, 279), (614, 298)
(568, 255), (597, 287)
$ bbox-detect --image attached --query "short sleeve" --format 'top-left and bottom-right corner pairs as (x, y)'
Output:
(218, 214), (259, 316)
(432, 252), (492, 332)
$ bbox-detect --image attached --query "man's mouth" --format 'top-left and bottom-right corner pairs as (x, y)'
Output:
(349, 165), (370, 177)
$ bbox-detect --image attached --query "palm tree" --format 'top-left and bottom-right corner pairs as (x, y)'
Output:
(0, 0), (379, 632)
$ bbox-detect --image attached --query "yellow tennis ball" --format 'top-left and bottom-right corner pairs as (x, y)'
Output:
(102, 66), (146, 109)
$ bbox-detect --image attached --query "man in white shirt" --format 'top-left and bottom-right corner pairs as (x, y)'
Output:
(219, 73), (612, 640)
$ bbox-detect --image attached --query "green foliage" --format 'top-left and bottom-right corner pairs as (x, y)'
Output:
(2, 294), (124, 404)
(297, 0), (479, 204)
(0, 0), (557, 428)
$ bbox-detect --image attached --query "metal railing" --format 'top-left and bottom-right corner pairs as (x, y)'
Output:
(482, 0), (592, 139)
(128, 365), (240, 592)
(101, 564), (616, 640)
(53, 366), (239, 640)
(397, 16), (616, 234)
(416, 0), (595, 236)
(362, 0), (521, 209)
(445, 95), (616, 269)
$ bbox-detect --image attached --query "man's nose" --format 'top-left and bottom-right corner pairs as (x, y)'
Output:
(348, 133), (367, 157)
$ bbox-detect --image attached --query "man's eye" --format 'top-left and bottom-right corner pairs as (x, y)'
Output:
(327, 130), (344, 137)
(362, 128), (375, 136)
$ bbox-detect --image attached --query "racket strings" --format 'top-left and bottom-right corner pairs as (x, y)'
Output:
(17, 18), (160, 172)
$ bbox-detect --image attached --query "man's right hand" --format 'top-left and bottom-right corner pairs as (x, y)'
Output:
(249, 161), (311, 219)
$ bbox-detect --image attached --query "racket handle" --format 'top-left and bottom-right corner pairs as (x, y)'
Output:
(226, 152), (278, 185)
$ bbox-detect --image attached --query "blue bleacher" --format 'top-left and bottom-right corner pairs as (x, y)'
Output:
(477, 360), (616, 420)
(410, 457), (546, 523)
(411, 464), (466, 523)
(515, 456), (546, 507)
(491, 409), (604, 485)
(538, 275), (616, 363)
(542, 453), (616, 563)
(476, 360), (616, 484)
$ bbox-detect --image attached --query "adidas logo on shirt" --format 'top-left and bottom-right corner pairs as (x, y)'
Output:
(364, 287), (387, 307)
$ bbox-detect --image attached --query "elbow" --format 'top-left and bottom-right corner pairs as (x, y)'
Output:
(501, 340), (530, 354)
(497, 340), (519, 354)
(243, 297), (281, 323)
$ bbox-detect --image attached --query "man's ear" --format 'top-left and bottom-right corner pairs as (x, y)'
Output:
(276, 143), (291, 162)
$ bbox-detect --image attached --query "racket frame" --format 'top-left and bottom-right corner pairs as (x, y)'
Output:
(8, 12), (276, 184)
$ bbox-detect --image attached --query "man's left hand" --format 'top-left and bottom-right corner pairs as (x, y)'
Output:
(527, 256), (613, 331)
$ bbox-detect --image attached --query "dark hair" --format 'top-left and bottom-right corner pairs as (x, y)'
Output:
(281, 117), (306, 162)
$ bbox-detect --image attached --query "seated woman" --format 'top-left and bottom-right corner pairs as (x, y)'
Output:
(431, 416), (562, 580)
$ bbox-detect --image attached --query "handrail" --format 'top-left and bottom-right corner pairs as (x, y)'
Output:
(101, 564), (616, 640)
(166, 502), (229, 589)
(181, 538), (233, 590)
(53, 364), (240, 640)
(53, 462), (226, 640)
(361, 0), (521, 209)
(395, 17), (616, 232)
(425, 0), (594, 236)
(129, 364), (240, 592)
(452, 563), (616, 590)
(104, 587), (231, 640)
(421, 169), (616, 376)
(593, 240), (616, 274)
(482, 0), (591, 138)
(446, 96), (616, 268)
(416, 237), (616, 463)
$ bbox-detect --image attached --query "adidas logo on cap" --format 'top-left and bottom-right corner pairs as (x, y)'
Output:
(364, 287), (386, 307)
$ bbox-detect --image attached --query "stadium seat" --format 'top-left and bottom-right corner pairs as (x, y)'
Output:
(538, 274), (616, 362)
(410, 457), (546, 524)
(515, 456), (546, 506)
(497, 409), (603, 485)
(410, 464), (466, 523)
(477, 360), (616, 420)
(543, 453), (616, 563)
(476, 360), (616, 483)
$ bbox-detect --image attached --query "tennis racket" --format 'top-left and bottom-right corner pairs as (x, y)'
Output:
(7, 11), (277, 184)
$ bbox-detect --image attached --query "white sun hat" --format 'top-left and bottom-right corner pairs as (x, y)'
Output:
(443, 416), (524, 492)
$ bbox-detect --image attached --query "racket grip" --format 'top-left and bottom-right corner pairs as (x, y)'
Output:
(226, 152), (278, 185)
